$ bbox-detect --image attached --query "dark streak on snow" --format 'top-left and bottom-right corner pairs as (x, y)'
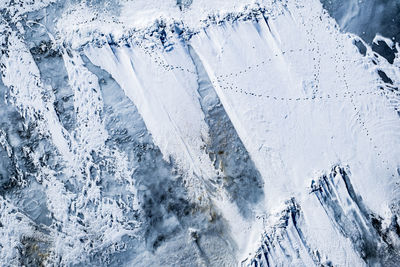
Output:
(311, 166), (400, 265)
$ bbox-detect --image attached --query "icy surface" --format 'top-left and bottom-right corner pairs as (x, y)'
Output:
(0, 0), (399, 266)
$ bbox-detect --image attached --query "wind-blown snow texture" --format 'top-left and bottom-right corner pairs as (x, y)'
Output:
(0, 0), (399, 266)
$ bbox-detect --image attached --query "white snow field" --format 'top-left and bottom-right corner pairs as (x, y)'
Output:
(0, 0), (399, 266)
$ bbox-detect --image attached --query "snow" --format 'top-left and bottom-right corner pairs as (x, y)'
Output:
(85, 39), (216, 206)
(0, 0), (399, 265)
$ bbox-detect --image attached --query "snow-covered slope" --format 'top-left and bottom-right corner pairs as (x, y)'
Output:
(0, 0), (399, 266)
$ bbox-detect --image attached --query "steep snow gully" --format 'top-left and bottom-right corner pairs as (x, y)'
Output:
(0, 0), (400, 266)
